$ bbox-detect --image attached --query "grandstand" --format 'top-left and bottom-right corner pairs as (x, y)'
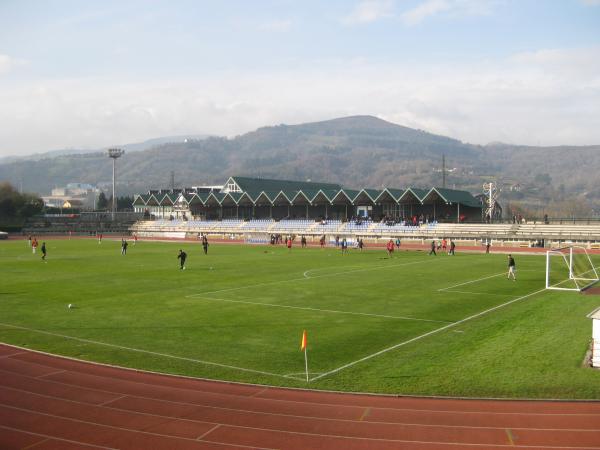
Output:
(128, 176), (600, 248)
(22, 212), (142, 235)
(132, 176), (482, 223)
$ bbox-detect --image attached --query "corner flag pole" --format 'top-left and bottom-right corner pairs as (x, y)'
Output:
(301, 330), (309, 382)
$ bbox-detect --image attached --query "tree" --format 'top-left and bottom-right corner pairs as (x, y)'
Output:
(0, 182), (43, 219)
(117, 196), (134, 210)
(97, 192), (108, 210)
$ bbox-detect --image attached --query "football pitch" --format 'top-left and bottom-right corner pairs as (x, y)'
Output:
(1, 238), (599, 399)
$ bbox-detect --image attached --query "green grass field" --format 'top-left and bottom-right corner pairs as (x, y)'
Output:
(1, 238), (599, 399)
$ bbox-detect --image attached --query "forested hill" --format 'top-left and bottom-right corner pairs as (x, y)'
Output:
(1, 115), (599, 214)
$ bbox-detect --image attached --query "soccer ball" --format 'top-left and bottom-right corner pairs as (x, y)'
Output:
(68, 304), (73, 309)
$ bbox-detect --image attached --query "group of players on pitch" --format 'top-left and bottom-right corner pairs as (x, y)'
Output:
(25, 232), (517, 280)
(177, 234), (209, 270)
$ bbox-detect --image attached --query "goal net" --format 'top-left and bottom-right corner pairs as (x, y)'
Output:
(546, 246), (599, 291)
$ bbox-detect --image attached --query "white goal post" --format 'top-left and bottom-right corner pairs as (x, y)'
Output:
(545, 246), (599, 292)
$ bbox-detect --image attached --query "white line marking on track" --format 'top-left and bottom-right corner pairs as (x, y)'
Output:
(310, 287), (548, 382)
(0, 425), (118, 450)
(2, 379), (598, 430)
(0, 322), (304, 381)
(191, 296), (452, 324)
(1, 405), (276, 450)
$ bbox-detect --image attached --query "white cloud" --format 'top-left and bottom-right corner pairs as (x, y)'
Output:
(342, 0), (395, 25)
(259, 19), (292, 32)
(0, 46), (599, 156)
(400, 0), (500, 25)
(0, 54), (26, 74)
(510, 46), (600, 79)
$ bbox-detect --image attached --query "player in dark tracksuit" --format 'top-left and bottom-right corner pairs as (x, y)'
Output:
(202, 236), (209, 255)
(449, 240), (456, 255)
(41, 242), (47, 261)
(429, 240), (437, 255)
(507, 254), (516, 280)
(178, 249), (187, 270)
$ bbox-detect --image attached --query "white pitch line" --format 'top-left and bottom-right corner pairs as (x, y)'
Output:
(187, 258), (434, 299)
(191, 295), (452, 324)
(437, 272), (506, 292)
(438, 269), (540, 293)
(303, 265), (363, 279)
(0, 322), (304, 381)
(439, 290), (509, 298)
(310, 287), (547, 382)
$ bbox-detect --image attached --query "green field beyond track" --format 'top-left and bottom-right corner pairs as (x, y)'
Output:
(1, 239), (599, 399)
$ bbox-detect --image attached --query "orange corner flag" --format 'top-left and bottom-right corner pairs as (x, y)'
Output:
(300, 330), (307, 351)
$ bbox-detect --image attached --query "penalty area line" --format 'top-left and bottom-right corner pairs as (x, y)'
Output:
(188, 257), (436, 299)
(0, 322), (304, 381)
(310, 287), (547, 382)
(191, 295), (452, 324)
(438, 272), (506, 292)
(438, 269), (539, 292)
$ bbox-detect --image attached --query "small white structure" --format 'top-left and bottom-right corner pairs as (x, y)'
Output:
(588, 307), (600, 368)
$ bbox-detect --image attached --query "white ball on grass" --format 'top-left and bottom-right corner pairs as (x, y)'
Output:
(68, 304), (73, 309)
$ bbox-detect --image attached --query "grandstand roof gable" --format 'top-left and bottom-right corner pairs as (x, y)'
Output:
(230, 176), (342, 194)
(133, 194), (147, 206)
(398, 188), (423, 203)
(422, 187), (481, 207)
(376, 188), (405, 203)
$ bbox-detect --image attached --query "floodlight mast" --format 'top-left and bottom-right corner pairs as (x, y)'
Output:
(107, 148), (125, 220)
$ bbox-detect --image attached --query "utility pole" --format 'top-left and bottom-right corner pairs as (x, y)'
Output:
(442, 154), (446, 188)
(107, 148), (125, 220)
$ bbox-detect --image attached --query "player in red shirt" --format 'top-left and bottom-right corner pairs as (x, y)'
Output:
(386, 239), (394, 258)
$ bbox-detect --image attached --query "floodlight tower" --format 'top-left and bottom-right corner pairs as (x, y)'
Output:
(107, 148), (125, 220)
(482, 182), (499, 222)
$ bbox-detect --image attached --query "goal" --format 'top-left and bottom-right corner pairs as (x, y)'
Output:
(545, 246), (599, 292)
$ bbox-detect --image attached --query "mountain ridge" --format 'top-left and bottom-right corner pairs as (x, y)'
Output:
(0, 115), (598, 215)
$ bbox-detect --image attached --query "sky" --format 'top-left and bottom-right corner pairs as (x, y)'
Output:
(0, 0), (599, 156)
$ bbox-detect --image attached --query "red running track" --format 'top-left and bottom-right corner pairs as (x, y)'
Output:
(1, 344), (599, 450)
